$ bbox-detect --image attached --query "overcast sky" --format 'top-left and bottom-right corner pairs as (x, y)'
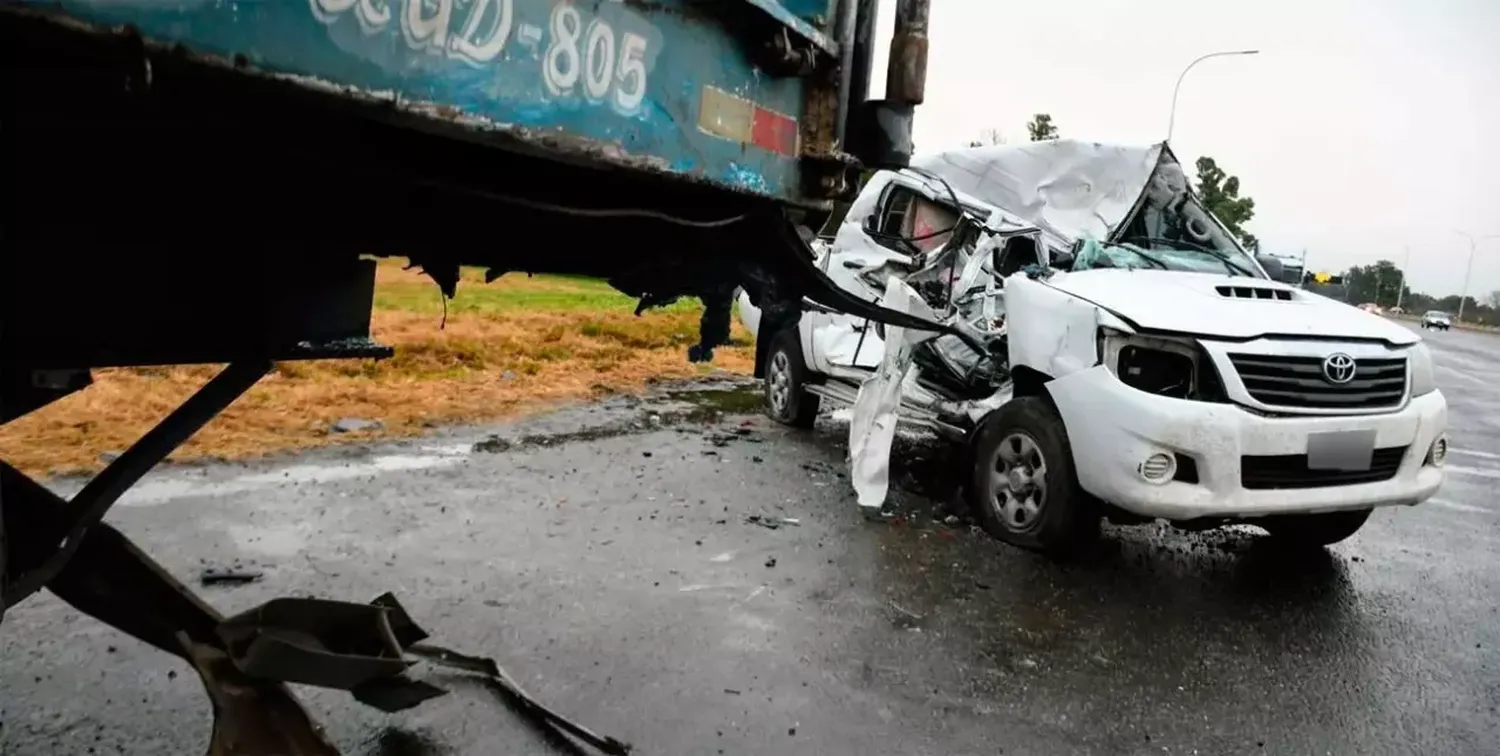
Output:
(869, 0), (1500, 300)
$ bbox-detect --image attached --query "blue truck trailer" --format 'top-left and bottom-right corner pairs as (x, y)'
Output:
(0, 1), (939, 752)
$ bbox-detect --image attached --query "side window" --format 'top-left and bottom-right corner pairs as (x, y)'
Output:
(876, 187), (917, 237)
(873, 186), (958, 255)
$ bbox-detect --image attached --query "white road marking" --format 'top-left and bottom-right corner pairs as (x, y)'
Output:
(1449, 448), (1500, 461)
(1444, 464), (1500, 480)
(1427, 498), (1491, 515)
(111, 451), (470, 507)
(678, 583), (742, 593)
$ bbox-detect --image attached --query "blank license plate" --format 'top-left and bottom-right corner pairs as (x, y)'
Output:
(1306, 430), (1377, 471)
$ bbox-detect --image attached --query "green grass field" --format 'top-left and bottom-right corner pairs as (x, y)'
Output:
(1, 262), (755, 476)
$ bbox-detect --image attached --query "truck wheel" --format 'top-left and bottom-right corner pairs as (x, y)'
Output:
(1260, 509), (1371, 547)
(763, 329), (820, 429)
(968, 397), (1098, 555)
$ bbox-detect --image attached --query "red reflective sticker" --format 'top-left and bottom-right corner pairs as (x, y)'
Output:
(751, 106), (798, 157)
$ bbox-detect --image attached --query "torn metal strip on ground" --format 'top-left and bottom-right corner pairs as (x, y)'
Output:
(406, 643), (635, 756)
(216, 590), (633, 754)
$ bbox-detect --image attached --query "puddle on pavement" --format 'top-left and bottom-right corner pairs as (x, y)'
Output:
(472, 382), (765, 453)
(665, 384), (764, 415)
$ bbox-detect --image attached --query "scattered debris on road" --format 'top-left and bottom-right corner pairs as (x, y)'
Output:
(198, 567), (264, 586)
(745, 514), (801, 530)
(888, 601), (924, 622)
(473, 435), (513, 453)
(331, 417), (382, 433)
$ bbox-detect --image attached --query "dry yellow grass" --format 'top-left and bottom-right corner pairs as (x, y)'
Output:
(0, 263), (754, 477)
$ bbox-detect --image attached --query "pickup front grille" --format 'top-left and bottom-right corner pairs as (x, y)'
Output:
(1227, 354), (1407, 409)
(1241, 446), (1409, 489)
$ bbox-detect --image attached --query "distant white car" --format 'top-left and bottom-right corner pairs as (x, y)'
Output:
(1421, 311), (1452, 330)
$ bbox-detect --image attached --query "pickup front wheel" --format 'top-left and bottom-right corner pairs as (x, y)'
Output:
(968, 397), (1098, 555)
(763, 329), (820, 429)
(1260, 509), (1372, 547)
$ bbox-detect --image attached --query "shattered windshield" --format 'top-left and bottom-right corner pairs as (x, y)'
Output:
(1109, 152), (1264, 278)
(1073, 239), (1257, 276)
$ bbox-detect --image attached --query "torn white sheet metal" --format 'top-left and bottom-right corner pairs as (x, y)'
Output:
(848, 277), (941, 511)
(812, 315), (883, 369)
(1005, 274), (1117, 378)
(952, 232), (1001, 302)
(911, 140), (1165, 246)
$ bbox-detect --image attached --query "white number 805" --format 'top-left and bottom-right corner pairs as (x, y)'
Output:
(543, 2), (649, 115)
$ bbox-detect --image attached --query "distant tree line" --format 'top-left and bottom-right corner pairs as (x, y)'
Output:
(1311, 259), (1500, 324)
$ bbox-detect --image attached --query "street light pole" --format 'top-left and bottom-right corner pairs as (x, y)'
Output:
(1167, 50), (1260, 142)
(1454, 230), (1500, 321)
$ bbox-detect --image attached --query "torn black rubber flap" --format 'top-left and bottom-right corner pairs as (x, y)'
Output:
(215, 592), (632, 755)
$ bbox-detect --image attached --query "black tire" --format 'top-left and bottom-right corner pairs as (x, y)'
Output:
(967, 396), (1098, 554)
(1260, 509), (1372, 547)
(763, 328), (820, 429)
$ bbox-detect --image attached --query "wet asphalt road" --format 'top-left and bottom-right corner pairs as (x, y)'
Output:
(2, 327), (1498, 756)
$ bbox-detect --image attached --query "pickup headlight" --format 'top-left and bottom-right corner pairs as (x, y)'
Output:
(1099, 328), (1218, 401)
(1409, 342), (1437, 396)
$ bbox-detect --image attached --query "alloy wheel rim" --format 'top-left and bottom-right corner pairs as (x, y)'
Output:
(768, 351), (791, 415)
(989, 432), (1048, 531)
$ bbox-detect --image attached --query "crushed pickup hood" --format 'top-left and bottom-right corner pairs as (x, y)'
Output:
(1043, 269), (1421, 345)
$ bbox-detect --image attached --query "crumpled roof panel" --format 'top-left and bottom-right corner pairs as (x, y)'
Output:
(911, 139), (1167, 245)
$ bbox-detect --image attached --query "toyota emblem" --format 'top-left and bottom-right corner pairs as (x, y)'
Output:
(1322, 353), (1357, 384)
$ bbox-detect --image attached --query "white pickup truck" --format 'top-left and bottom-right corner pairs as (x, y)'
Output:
(739, 139), (1448, 554)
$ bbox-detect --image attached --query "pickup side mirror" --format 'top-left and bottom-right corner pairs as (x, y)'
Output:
(862, 213), (879, 236)
(1255, 254), (1286, 282)
(1049, 248), (1076, 270)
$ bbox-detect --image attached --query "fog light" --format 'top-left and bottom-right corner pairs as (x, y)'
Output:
(1140, 453), (1175, 482)
(1428, 435), (1448, 467)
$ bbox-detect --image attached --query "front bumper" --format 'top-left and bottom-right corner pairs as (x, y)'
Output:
(1046, 366), (1448, 521)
